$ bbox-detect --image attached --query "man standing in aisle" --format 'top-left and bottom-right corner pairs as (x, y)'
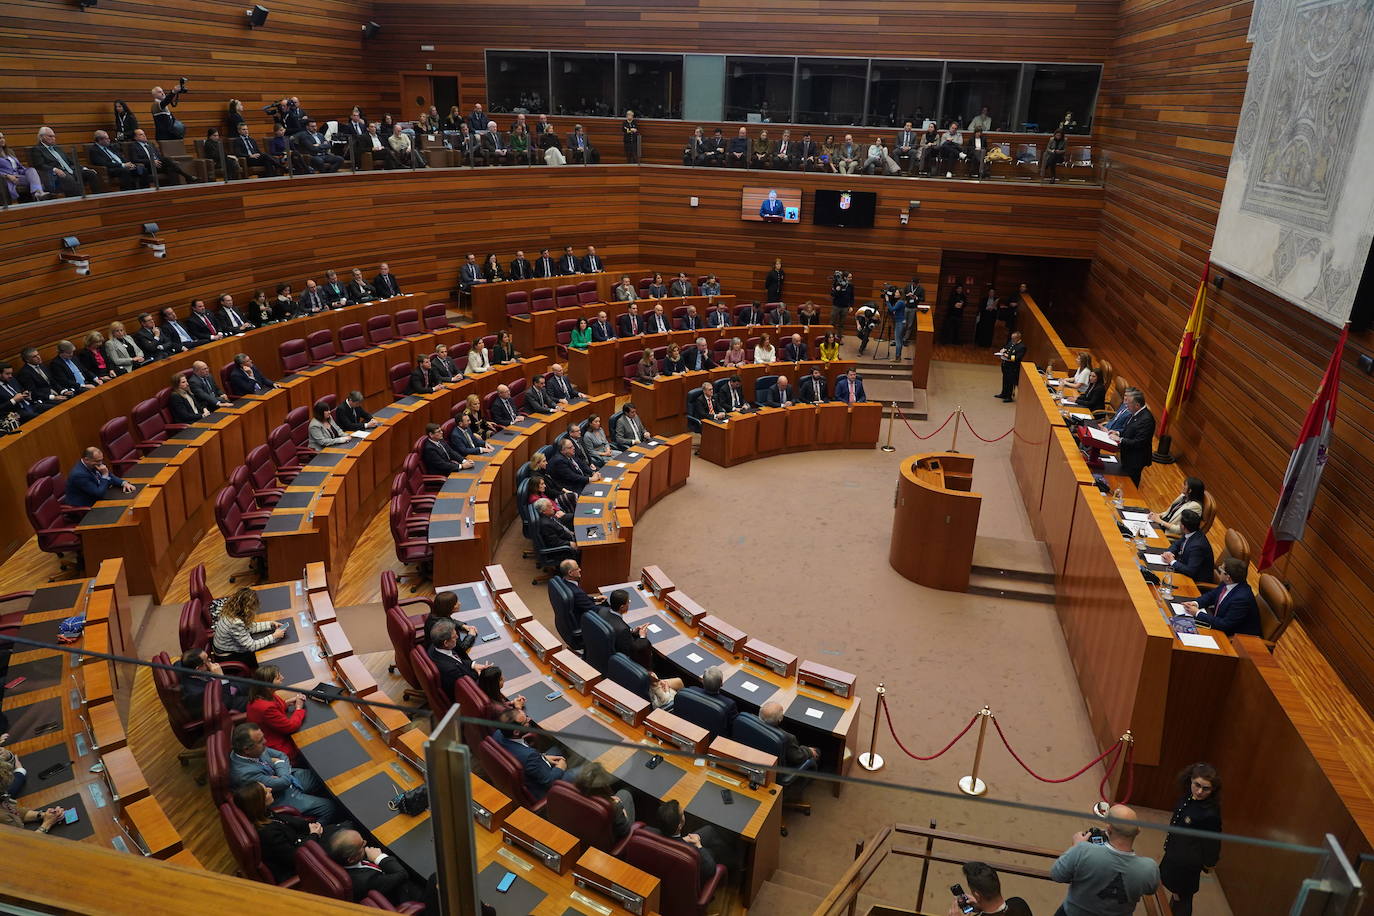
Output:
(1050, 805), (1158, 916)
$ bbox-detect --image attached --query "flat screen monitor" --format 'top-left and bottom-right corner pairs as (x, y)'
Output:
(741, 186), (802, 223)
(812, 189), (877, 228)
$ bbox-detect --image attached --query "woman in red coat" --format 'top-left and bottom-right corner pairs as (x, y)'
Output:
(246, 663), (307, 760)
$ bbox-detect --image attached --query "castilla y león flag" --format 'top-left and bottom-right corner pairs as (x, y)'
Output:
(1259, 324), (1348, 570)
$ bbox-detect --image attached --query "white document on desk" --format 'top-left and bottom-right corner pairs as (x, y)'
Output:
(1170, 602), (1192, 616)
(350, 429), (370, 439)
(1084, 427), (1116, 447)
(1144, 553), (1169, 566)
(1121, 510), (1151, 523)
(1126, 522), (1159, 539)
(1178, 632), (1219, 650)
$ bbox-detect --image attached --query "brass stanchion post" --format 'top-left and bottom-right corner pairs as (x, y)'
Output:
(958, 706), (992, 796)
(881, 404), (897, 452)
(1093, 730), (1134, 817)
(859, 683), (886, 770)
(949, 406), (963, 453)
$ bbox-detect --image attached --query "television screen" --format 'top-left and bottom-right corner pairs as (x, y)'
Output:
(741, 186), (802, 223)
(812, 189), (877, 228)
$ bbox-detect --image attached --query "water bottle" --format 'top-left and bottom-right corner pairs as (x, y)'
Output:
(1133, 526), (1147, 552)
(1112, 487), (1124, 509)
(1160, 571), (1174, 601)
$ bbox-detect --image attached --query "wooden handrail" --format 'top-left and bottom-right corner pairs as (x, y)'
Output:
(810, 825), (894, 916)
(891, 822), (1061, 860)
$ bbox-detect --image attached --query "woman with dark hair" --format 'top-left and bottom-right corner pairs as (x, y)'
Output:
(1151, 477), (1206, 537)
(246, 664), (307, 760)
(1073, 369), (1106, 412)
(272, 283), (295, 322)
(493, 330), (520, 364)
(647, 272), (668, 299)
(249, 289), (274, 325)
(1159, 762), (1222, 916)
(113, 100), (139, 142)
(233, 782), (322, 881)
(483, 253), (505, 283)
(308, 400), (349, 450)
(225, 99), (246, 135)
(942, 284), (967, 345)
(476, 665), (526, 719)
(1041, 128), (1068, 181)
(203, 127), (239, 180)
(570, 317), (593, 350)
(168, 372), (207, 424)
(574, 761), (636, 837)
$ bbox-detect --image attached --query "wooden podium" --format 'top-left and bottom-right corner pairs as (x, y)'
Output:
(889, 452), (981, 591)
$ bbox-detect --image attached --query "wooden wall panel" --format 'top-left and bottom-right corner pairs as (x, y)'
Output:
(1056, 0), (1374, 716)
(0, 0), (396, 144)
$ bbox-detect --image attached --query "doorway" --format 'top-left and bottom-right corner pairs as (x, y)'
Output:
(398, 74), (460, 122)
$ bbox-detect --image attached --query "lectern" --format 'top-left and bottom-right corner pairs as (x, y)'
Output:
(889, 452), (982, 591)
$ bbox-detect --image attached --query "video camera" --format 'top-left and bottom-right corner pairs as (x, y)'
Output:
(1086, 826), (1109, 845)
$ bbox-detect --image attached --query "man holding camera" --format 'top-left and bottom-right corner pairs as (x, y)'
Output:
(150, 79), (189, 141)
(1050, 805), (1158, 916)
(948, 861), (1031, 916)
(831, 271), (855, 342)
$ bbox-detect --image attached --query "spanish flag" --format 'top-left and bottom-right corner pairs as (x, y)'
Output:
(1158, 260), (1210, 438)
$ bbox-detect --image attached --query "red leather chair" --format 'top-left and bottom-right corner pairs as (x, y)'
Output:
(623, 352), (642, 388)
(403, 452), (445, 495)
(394, 309), (421, 336)
(361, 890), (422, 910)
(188, 562), (213, 607)
(25, 477), (83, 571)
(409, 644), (451, 717)
(179, 597), (209, 650)
(317, 393), (338, 412)
(154, 385), (190, 433)
(278, 338), (309, 373)
(381, 568), (431, 620)
(151, 650), (207, 768)
(619, 830), (726, 916)
(338, 323), (367, 354)
(452, 675), (493, 749)
(711, 339), (731, 360)
(556, 284), (579, 310)
(450, 340), (471, 362)
(306, 329), (336, 364)
(555, 318), (578, 359)
(389, 362), (412, 397)
(423, 301), (450, 330)
(219, 361), (236, 394)
(219, 801), (299, 886)
(99, 415), (143, 475)
(672, 305), (690, 323)
(578, 289), (599, 306)
(267, 425), (303, 483)
(285, 406), (313, 460)
(545, 780), (640, 855)
(291, 840), (349, 900)
(577, 279), (598, 297)
(385, 606), (425, 702)
(205, 727), (232, 807)
(244, 444), (284, 506)
(366, 315), (396, 345)
(215, 486), (267, 582)
(509, 377), (528, 402)
(504, 291), (530, 318)
(25, 455), (60, 486)
(390, 474), (432, 522)
(228, 466), (271, 530)
(131, 396), (173, 448)
(476, 735), (546, 813)
(202, 676), (247, 735)
(531, 287), (555, 312)
(390, 494), (432, 584)
(638, 278), (653, 295)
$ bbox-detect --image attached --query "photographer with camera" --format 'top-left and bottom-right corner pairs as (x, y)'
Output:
(948, 861), (1032, 916)
(830, 270), (854, 342)
(1050, 805), (1158, 916)
(150, 78), (189, 141)
(854, 301), (879, 356)
(884, 283), (909, 361)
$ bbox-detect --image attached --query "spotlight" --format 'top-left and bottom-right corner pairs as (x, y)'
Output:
(245, 4), (268, 28)
(141, 223), (166, 258)
(361, 20), (380, 39)
(59, 237), (90, 276)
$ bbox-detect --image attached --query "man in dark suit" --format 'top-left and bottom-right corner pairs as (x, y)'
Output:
(32, 126), (99, 196)
(691, 381), (726, 424)
(679, 306), (701, 332)
(17, 347), (69, 406)
(770, 303), (792, 325)
(408, 356), (435, 395)
(448, 412), (491, 459)
(534, 497), (579, 559)
(372, 263), (402, 299)
(764, 376), (795, 408)
(581, 246), (604, 274)
(457, 252), (483, 294)
(186, 300), (224, 344)
(466, 104), (488, 136)
(296, 279), (327, 315)
(651, 800), (721, 884)
(737, 301), (764, 327)
(426, 619), (486, 698)
(0, 363), (37, 423)
(489, 384), (522, 429)
(783, 333), (808, 362)
(429, 344), (459, 385)
(549, 437), (599, 494)
(291, 119), (342, 172)
(495, 708), (574, 799)
(524, 375), (557, 414)
(1161, 509), (1214, 584)
(683, 339), (716, 372)
(226, 353), (274, 396)
(644, 304), (671, 334)
(48, 340), (97, 391)
(558, 246), (581, 276)
(421, 423), (472, 475)
(1179, 558), (1262, 636)
(131, 312), (181, 361)
(481, 121), (511, 165)
(87, 130), (146, 190)
(546, 364), (580, 403)
(159, 306), (198, 350)
(704, 306), (730, 330)
(800, 368), (829, 404)
(66, 446), (135, 507)
(509, 250), (534, 280)
(761, 701), (820, 767)
(996, 331), (1027, 401)
(894, 121), (920, 174)
(128, 129), (196, 185)
(613, 404), (652, 450)
(599, 589), (652, 666)
(188, 361), (231, 411)
(334, 391), (377, 431)
(670, 273), (695, 298)
(326, 829), (422, 906)
(178, 648), (247, 715)
(772, 131), (796, 170)
(533, 248), (558, 279)
(721, 376), (751, 413)
(834, 369), (867, 403)
(555, 559), (608, 621)
(617, 304), (642, 338)
(590, 311), (617, 342)
(1111, 388), (1155, 485)
(230, 122), (282, 176)
(346, 267), (375, 303)
(796, 132), (820, 172)
(321, 269), (349, 308)
(213, 293), (252, 334)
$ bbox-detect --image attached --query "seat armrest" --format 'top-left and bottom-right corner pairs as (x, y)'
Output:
(699, 863), (727, 906)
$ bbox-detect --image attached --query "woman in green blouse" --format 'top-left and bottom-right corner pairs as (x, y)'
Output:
(569, 317), (593, 349)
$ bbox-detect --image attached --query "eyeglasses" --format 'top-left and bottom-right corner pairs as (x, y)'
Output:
(1191, 780), (1213, 791)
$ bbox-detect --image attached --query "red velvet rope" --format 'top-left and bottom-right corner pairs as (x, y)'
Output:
(1095, 742), (1124, 802)
(992, 716), (1124, 784)
(878, 692), (979, 761)
(1113, 739), (1136, 805)
(892, 405), (958, 440)
(959, 412), (1015, 443)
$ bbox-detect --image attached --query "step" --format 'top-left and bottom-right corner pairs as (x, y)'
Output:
(971, 536), (1055, 584)
(966, 570), (1056, 604)
(747, 879), (823, 916)
(768, 868), (839, 899)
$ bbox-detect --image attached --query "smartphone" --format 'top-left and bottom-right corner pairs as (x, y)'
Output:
(495, 871), (516, 893)
(4, 676), (27, 690)
(544, 690), (562, 702)
(645, 754), (663, 770)
(951, 884), (977, 915)
(63, 808), (80, 825)
(480, 632), (500, 643)
(721, 788), (734, 805)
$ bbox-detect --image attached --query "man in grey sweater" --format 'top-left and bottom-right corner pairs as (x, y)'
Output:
(1050, 805), (1159, 916)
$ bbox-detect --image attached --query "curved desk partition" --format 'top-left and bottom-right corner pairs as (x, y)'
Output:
(889, 453), (982, 591)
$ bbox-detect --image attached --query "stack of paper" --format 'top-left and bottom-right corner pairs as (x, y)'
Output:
(1178, 632), (1219, 650)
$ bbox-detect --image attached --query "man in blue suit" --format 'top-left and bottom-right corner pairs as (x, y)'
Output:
(447, 412), (491, 459)
(1161, 509), (1213, 583)
(228, 723), (341, 821)
(66, 447), (135, 507)
(834, 368), (868, 403)
(1179, 558), (1262, 636)
(227, 353), (275, 396)
(495, 707), (575, 799)
(759, 189), (785, 220)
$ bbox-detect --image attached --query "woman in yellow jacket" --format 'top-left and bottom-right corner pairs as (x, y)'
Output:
(819, 332), (841, 363)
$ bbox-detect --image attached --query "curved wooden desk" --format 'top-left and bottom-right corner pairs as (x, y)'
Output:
(699, 399), (882, 467)
(889, 453), (982, 591)
(470, 272), (615, 342)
